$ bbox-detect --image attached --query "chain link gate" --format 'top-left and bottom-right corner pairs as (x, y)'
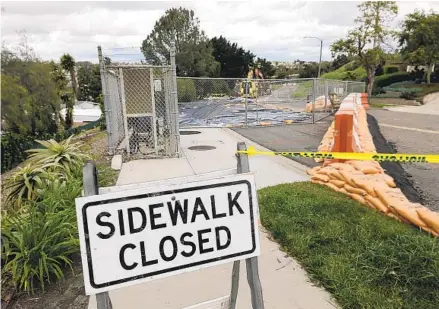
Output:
(98, 45), (180, 160)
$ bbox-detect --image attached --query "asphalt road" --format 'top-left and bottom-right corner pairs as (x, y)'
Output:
(368, 109), (439, 211)
(233, 116), (333, 167)
(234, 108), (439, 211)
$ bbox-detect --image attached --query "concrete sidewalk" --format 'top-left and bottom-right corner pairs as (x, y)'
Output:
(88, 128), (337, 309)
(387, 92), (439, 115)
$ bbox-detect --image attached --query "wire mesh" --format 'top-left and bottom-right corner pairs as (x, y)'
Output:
(104, 69), (125, 153)
(177, 77), (366, 127)
(100, 45), (179, 159)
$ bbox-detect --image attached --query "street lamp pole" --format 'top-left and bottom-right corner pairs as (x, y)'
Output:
(304, 36), (323, 78)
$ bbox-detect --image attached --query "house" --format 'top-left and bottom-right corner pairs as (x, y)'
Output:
(59, 101), (102, 123)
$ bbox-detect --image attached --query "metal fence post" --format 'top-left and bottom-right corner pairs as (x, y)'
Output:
(98, 46), (113, 153)
(312, 79), (316, 124)
(170, 41), (180, 156)
(236, 142), (265, 309)
(83, 161), (113, 309)
(324, 79), (329, 112)
(118, 68), (130, 156)
(149, 68), (159, 155)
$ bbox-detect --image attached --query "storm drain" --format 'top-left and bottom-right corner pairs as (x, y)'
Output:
(188, 145), (216, 151)
(180, 130), (201, 135)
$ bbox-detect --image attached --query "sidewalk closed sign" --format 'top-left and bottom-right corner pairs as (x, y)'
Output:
(75, 173), (260, 294)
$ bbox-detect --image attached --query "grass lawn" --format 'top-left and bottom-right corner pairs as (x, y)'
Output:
(258, 182), (439, 309)
(292, 81), (312, 98)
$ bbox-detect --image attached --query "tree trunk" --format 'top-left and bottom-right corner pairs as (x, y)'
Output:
(70, 70), (77, 101)
(367, 68), (375, 99)
(426, 64), (433, 85)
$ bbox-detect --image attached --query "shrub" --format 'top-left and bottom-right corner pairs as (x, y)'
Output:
(374, 72), (416, 89)
(1, 204), (79, 294)
(177, 78), (197, 102)
(212, 79), (231, 96)
(372, 87), (386, 95)
(26, 136), (90, 174)
(384, 65), (399, 74)
(400, 91), (417, 100)
(1, 133), (35, 173)
(4, 163), (60, 208)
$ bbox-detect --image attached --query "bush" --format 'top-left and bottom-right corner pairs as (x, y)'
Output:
(400, 91), (417, 100)
(4, 163), (61, 208)
(374, 72), (416, 89)
(1, 199), (79, 293)
(1, 133), (35, 173)
(1, 121), (100, 173)
(177, 78), (197, 102)
(384, 65), (399, 74)
(372, 87), (386, 95)
(211, 79), (231, 96)
(26, 136), (90, 174)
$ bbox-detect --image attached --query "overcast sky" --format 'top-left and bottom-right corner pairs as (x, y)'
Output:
(1, 1), (438, 64)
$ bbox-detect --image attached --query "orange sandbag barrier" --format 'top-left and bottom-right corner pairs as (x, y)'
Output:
(308, 92), (438, 237)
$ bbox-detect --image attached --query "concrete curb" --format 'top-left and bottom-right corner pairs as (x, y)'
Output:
(222, 128), (310, 178)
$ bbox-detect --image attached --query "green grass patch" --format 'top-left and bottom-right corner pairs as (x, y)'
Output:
(259, 182), (439, 309)
(292, 81), (312, 98)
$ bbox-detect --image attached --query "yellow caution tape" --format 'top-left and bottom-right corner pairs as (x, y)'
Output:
(237, 146), (439, 164)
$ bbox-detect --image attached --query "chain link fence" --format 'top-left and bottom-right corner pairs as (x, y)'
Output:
(178, 77), (365, 127)
(98, 45), (180, 160)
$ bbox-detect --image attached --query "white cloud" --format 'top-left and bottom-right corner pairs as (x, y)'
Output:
(1, 1), (438, 64)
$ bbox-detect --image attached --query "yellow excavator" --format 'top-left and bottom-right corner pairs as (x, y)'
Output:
(239, 65), (271, 99)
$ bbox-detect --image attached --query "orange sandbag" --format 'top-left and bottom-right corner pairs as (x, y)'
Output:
(374, 187), (408, 208)
(344, 184), (367, 196)
(329, 179), (345, 188)
(311, 174), (329, 183)
(352, 179), (388, 197)
(338, 187), (349, 195)
(307, 166), (321, 176)
(328, 170), (345, 181)
(364, 199), (377, 210)
(324, 182), (340, 192)
(348, 161), (383, 174)
(364, 195), (389, 213)
(383, 174), (396, 188)
(311, 179), (325, 185)
(390, 203), (427, 228)
(341, 170), (364, 187)
(348, 193), (365, 204)
(420, 226), (439, 237)
(416, 208), (439, 233)
(318, 166), (338, 176)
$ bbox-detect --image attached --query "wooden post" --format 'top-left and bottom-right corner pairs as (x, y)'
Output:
(83, 161), (114, 309)
(235, 142), (265, 309)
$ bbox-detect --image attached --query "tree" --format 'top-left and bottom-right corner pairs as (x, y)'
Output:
(398, 10), (439, 84)
(60, 54), (77, 99)
(255, 57), (275, 78)
(331, 54), (351, 70)
(1, 57), (59, 136)
(210, 36), (255, 78)
(140, 7), (219, 77)
(331, 1), (398, 97)
(77, 62), (102, 101)
(60, 54), (77, 129)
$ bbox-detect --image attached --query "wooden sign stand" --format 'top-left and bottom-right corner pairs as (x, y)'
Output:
(82, 142), (264, 309)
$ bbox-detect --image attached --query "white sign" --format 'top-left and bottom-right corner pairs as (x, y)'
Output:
(76, 173), (260, 294)
(154, 79), (162, 91)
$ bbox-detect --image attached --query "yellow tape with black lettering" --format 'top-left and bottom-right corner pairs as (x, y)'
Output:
(236, 146), (439, 164)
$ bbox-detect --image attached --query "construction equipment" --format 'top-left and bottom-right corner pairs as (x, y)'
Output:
(239, 65), (271, 98)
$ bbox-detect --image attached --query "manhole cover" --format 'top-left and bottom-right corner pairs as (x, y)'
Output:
(188, 145), (216, 151)
(180, 130), (201, 135)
